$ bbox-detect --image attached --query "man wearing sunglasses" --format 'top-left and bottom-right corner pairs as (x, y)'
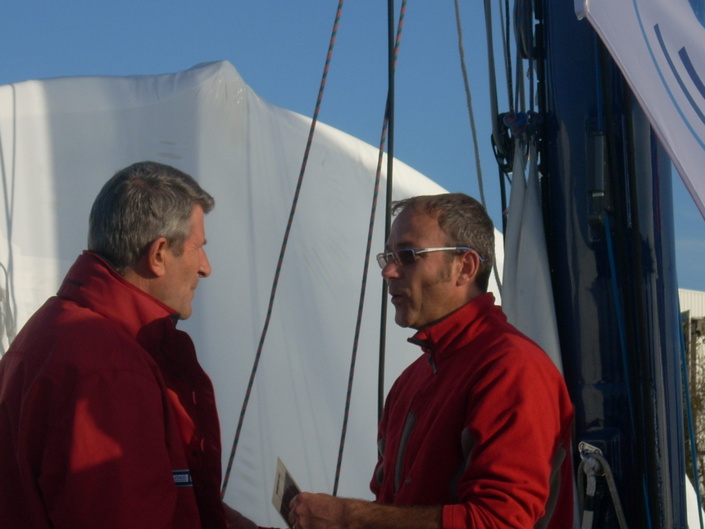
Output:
(289, 193), (574, 529)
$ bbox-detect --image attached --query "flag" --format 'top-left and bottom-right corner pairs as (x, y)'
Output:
(576, 0), (705, 219)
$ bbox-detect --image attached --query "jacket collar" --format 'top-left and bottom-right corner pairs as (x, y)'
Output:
(407, 292), (498, 372)
(57, 251), (179, 353)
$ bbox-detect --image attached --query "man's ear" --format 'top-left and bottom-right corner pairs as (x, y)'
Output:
(456, 250), (481, 287)
(143, 237), (169, 278)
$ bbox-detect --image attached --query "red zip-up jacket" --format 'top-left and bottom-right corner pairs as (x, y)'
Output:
(371, 293), (574, 529)
(0, 252), (225, 529)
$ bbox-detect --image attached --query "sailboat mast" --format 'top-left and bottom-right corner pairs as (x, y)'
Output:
(537, 0), (687, 526)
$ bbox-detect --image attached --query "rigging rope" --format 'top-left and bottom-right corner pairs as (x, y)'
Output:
(333, 0), (407, 497)
(220, 0), (346, 498)
(378, 0), (399, 423)
(0, 85), (18, 353)
(454, 0), (503, 293)
(483, 0), (506, 171)
(500, 0), (514, 112)
(578, 446), (630, 529)
(593, 30), (655, 522)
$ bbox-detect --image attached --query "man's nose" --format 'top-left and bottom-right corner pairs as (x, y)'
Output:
(381, 259), (401, 279)
(199, 249), (212, 278)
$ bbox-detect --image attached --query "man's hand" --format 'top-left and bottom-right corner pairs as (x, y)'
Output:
(288, 493), (351, 529)
(288, 493), (441, 529)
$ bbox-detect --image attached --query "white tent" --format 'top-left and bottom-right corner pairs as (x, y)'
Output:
(0, 60), (504, 525)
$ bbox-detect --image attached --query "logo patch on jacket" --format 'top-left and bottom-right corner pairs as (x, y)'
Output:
(172, 469), (193, 487)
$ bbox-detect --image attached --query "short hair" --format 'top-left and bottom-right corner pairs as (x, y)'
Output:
(88, 161), (214, 274)
(391, 193), (495, 292)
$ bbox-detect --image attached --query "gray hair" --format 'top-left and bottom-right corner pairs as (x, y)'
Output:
(88, 161), (214, 274)
(391, 193), (495, 292)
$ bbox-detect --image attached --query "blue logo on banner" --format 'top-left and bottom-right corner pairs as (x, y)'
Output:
(690, 0), (705, 27)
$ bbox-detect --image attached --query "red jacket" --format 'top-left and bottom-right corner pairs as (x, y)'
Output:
(371, 293), (574, 529)
(0, 252), (225, 529)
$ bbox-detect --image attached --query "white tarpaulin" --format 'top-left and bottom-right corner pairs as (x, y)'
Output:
(575, 0), (705, 220)
(0, 60), (504, 525)
(502, 140), (562, 372)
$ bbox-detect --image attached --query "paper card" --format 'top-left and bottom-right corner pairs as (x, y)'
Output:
(272, 458), (301, 527)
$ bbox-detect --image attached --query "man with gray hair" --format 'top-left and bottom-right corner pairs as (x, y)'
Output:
(288, 193), (574, 529)
(0, 162), (232, 528)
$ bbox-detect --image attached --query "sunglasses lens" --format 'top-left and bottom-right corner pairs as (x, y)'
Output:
(397, 249), (416, 265)
(377, 249), (419, 268)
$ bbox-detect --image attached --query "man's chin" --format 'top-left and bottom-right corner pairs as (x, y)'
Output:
(394, 312), (412, 328)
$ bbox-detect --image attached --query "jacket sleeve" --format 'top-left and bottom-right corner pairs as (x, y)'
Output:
(369, 375), (400, 501)
(22, 366), (200, 529)
(441, 350), (572, 529)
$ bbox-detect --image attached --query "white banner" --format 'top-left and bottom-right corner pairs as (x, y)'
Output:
(576, 0), (705, 220)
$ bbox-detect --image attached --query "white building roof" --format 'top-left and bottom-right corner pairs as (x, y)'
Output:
(680, 288), (705, 319)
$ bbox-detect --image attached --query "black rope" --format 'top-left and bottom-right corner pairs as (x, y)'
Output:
(332, 0), (407, 497)
(484, 0), (504, 161)
(455, 0), (503, 292)
(378, 0), (396, 423)
(0, 85), (18, 350)
(221, 0), (347, 498)
(502, 0), (514, 111)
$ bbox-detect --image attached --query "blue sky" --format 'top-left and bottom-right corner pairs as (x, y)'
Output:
(2, 1), (704, 290)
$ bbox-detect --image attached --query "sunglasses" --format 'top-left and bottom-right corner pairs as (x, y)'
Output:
(375, 246), (484, 269)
